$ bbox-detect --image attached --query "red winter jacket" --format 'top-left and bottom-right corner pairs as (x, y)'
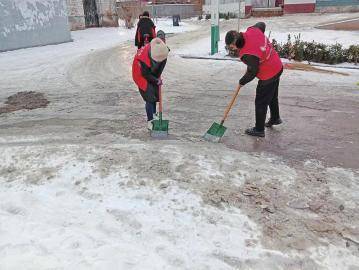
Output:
(132, 44), (151, 91)
(239, 27), (282, 81)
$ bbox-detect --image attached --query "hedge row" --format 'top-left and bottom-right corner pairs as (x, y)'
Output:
(272, 34), (359, 65)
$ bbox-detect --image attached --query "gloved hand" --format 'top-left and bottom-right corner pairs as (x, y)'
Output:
(156, 78), (163, 86)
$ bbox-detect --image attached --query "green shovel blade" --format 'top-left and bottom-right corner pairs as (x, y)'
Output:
(151, 119), (169, 138)
(152, 119), (169, 132)
(204, 122), (227, 142)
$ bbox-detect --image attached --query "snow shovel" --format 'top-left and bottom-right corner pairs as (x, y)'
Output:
(151, 84), (169, 138)
(204, 84), (241, 142)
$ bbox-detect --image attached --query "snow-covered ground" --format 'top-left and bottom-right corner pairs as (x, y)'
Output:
(0, 144), (292, 269)
(0, 17), (198, 72)
(0, 14), (359, 270)
(177, 28), (359, 57)
(1, 142), (358, 269)
(176, 13), (359, 61)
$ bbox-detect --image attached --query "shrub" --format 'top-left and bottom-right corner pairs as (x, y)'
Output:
(272, 34), (359, 65)
(226, 34), (358, 65)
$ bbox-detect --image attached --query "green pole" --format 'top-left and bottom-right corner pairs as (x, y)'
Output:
(211, 25), (219, 55)
(211, 0), (219, 55)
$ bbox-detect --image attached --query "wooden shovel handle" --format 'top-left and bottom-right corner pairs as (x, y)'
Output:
(221, 84), (241, 125)
(158, 84), (162, 113)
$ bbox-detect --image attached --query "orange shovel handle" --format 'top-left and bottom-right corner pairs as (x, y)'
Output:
(221, 84), (241, 125)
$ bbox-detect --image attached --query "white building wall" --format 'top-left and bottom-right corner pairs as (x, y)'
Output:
(203, 0), (252, 15)
(0, 0), (71, 52)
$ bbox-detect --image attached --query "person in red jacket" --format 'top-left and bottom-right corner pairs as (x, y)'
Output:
(225, 22), (283, 137)
(135, 11), (156, 49)
(132, 37), (169, 129)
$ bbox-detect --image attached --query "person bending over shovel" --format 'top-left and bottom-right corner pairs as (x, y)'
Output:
(132, 37), (169, 130)
(225, 22), (283, 137)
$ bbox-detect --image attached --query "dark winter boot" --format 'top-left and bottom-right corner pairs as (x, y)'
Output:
(265, 118), (282, 128)
(245, 127), (265, 137)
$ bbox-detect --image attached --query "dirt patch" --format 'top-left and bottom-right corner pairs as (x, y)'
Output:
(0, 91), (50, 114)
(284, 62), (349, 76)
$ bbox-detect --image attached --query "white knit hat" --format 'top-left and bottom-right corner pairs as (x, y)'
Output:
(150, 38), (169, 62)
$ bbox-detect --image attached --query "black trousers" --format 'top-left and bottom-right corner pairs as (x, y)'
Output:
(255, 78), (280, 131)
(139, 84), (159, 121)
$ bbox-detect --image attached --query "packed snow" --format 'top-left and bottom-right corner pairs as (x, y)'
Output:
(0, 13), (358, 270)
